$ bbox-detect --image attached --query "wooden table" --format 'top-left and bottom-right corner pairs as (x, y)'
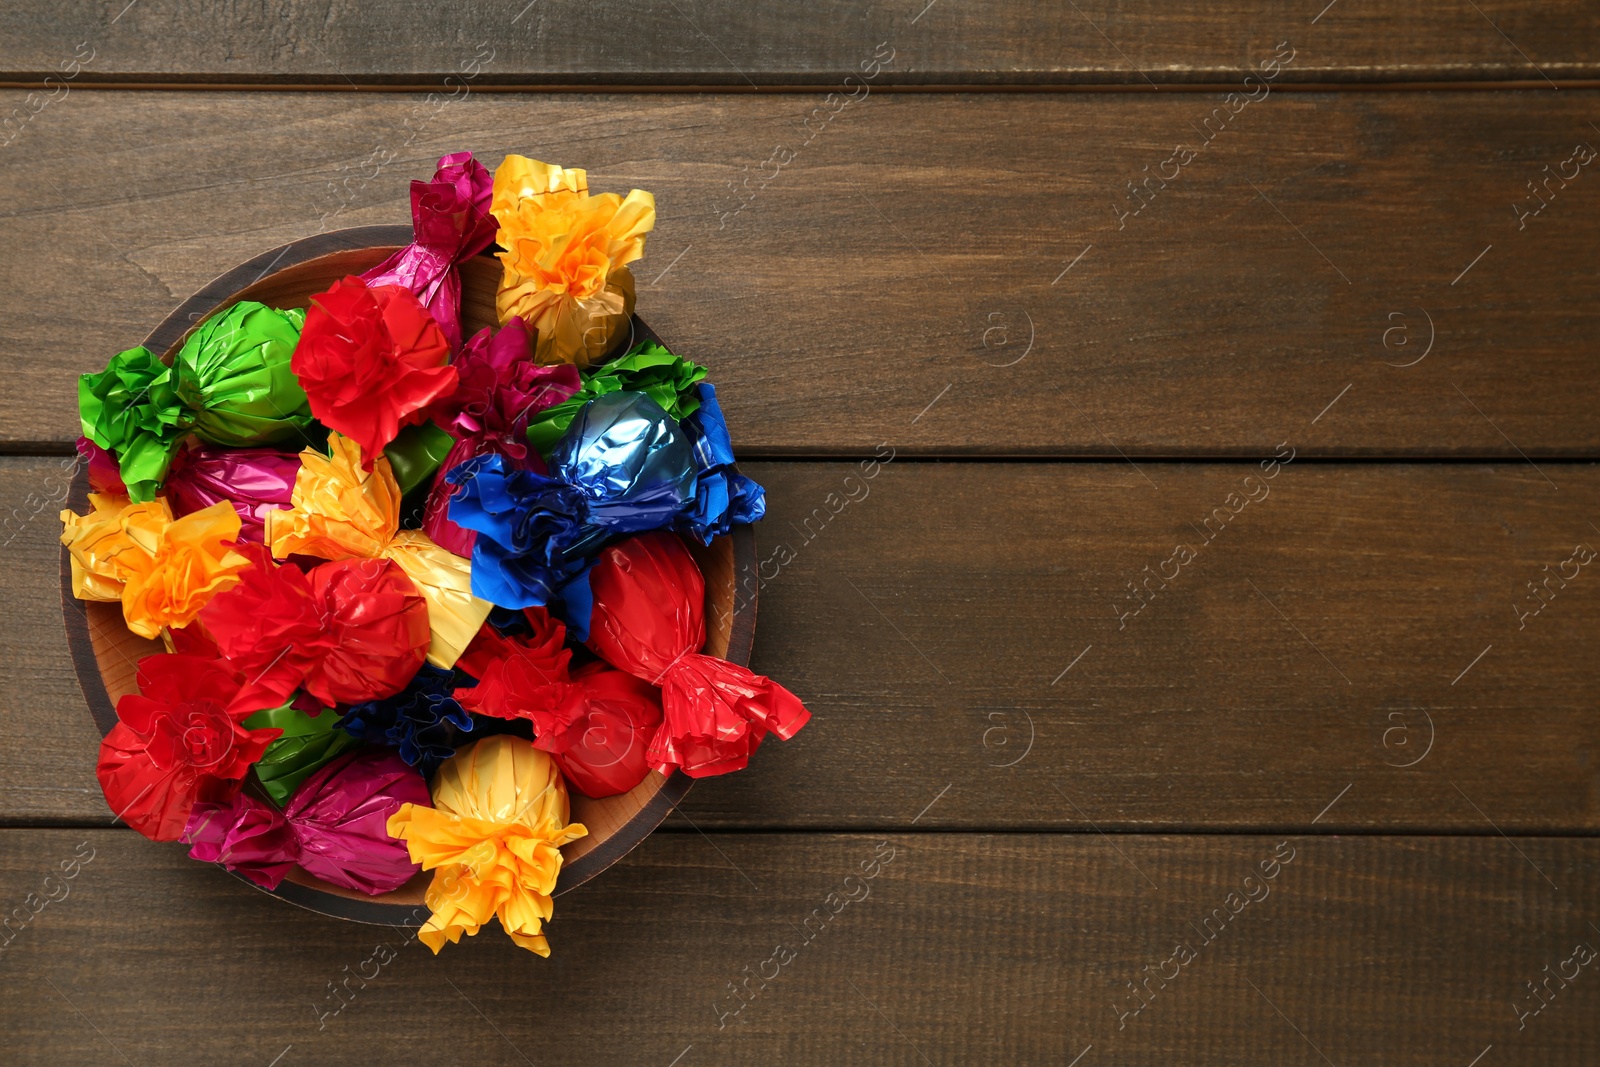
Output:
(3, 3), (1599, 1063)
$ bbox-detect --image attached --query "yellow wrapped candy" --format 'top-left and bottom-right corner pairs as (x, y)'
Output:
(60, 495), (250, 639)
(387, 736), (588, 956)
(264, 432), (492, 669)
(491, 155), (655, 367)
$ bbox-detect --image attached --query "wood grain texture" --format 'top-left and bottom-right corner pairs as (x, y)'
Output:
(19, 458), (1600, 831)
(1, 829), (1597, 1065)
(4, 91), (1600, 457)
(2, 1), (1598, 85)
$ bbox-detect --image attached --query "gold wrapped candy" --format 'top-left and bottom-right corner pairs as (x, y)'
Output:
(491, 155), (654, 367)
(387, 736), (588, 956)
(264, 432), (491, 668)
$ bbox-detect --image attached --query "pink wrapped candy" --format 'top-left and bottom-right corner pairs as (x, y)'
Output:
(182, 747), (430, 896)
(359, 150), (495, 352)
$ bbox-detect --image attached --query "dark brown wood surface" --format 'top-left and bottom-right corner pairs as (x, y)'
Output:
(14, 458), (1600, 832)
(3, 830), (1597, 1065)
(5, 91), (1600, 457)
(2, 1), (1598, 86)
(8, 4), (1600, 1063)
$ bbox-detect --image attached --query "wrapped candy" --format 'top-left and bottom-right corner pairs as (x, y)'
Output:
(358, 150), (495, 352)
(462, 657), (661, 799)
(266, 432), (492, 668)
(421, 317), (581, 556)
(387, 736), (588, 955)
(96, 654), (282, 841)
(243, 700), (360, 806)
(291, 277), (457, 463)
(78, 303), (313, 501)
(201, 546), (431, 713)
(524, 341), (706, 458)
(384, 421), (456, 498)
(586, 532), (809, 778)
(60, 495), (251, 638)
(446, 391), (697, 608)
(455, 606), (570, 681)
(163, 443), (301, 544)
(184, 748), (430, 895)
(342, 664), (475, 777)
(676, 382), (766, 543)
(75, 436), (126, 495)
(491, 155), (655, 366)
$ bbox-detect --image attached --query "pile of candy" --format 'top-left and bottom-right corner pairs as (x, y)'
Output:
(61, 152), (810, 956)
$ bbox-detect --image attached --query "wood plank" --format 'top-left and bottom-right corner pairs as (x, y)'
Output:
(14, 458), (1600, 831)
(2, 829), (1597, 1065)
(2, 2), (1598, 85)
(4, 91), (1600, 457)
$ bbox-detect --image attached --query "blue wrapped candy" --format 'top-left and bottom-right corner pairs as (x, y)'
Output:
(341, 664), (474, 777)
(677, 382), (766, 543)
(446, 391), (698, 608)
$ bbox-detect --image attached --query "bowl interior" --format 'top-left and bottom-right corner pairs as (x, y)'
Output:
(65, 236), (754, 922)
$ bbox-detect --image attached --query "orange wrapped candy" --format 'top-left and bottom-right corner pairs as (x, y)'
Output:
(490, 156), (655, 367)
(387, 735), (587, 956)
(60, 495), (251, 638)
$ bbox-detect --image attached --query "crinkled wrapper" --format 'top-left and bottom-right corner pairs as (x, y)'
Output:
(201, 545), (431, 712)
(586, 532), (809, 778)
(490, 155), (653, 367)
(447, 391), (696, 609)
(387, 736), (588, 955)
(78, 303), (312, 501)
(163, 443), (300, 544)
(59, 495), (251, 638)
(676, 382), (765, 544)
(184, 747), (430, 895)
(292, 277), (457, 463)
(359, 150), (495, 352)
(96, 654), (281, 842)
(343, 664), (475, 778)
(244, 700), (361, 806)
(524, 341), (705, 458)
(422, 317), (580, 556)
(266, 432), (492, 668)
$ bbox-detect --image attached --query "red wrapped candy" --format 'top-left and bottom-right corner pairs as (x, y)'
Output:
(95, 654), (282, 841)
(457, 608), (663, 797)
(183, 748), (430, 895)
(455, 606), (571, 682)
(201, 545), (430, 713)
(292, 276), (457, 464)
(585, 532), (809, 778)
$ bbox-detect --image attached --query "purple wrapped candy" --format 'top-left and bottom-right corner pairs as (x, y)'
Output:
(183, 748), (430, 896)
(359, 150), (495, 352)
(163, 444), (300, 543)
(420, 316), (580, 556)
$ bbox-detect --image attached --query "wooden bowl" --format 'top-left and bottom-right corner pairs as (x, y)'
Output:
(60, 226), (758, 925)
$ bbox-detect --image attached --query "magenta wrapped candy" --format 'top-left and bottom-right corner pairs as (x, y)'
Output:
(182, 748), (430, 896)
(163, 444), (300, 543)
(420, 317), (581, 556)
(76, 436), (127, 495)
(358, 150), (495, 352)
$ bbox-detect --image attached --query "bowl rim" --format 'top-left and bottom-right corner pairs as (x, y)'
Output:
(60, 225), (760, 925)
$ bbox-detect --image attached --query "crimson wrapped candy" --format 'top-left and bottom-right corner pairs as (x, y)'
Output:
(184, 748), (430, 895)
(584, 532), (808, 778)
(291, 276), (457, 464)
(95, 654), (282, 841)
(201, 545), (430, 713)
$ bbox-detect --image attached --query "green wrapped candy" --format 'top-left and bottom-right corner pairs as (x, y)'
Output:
(384, 421), (455, 496)
(525, 341), (708, 458)
(79, 302), (314, 501)
(243, 699), (360, 807)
